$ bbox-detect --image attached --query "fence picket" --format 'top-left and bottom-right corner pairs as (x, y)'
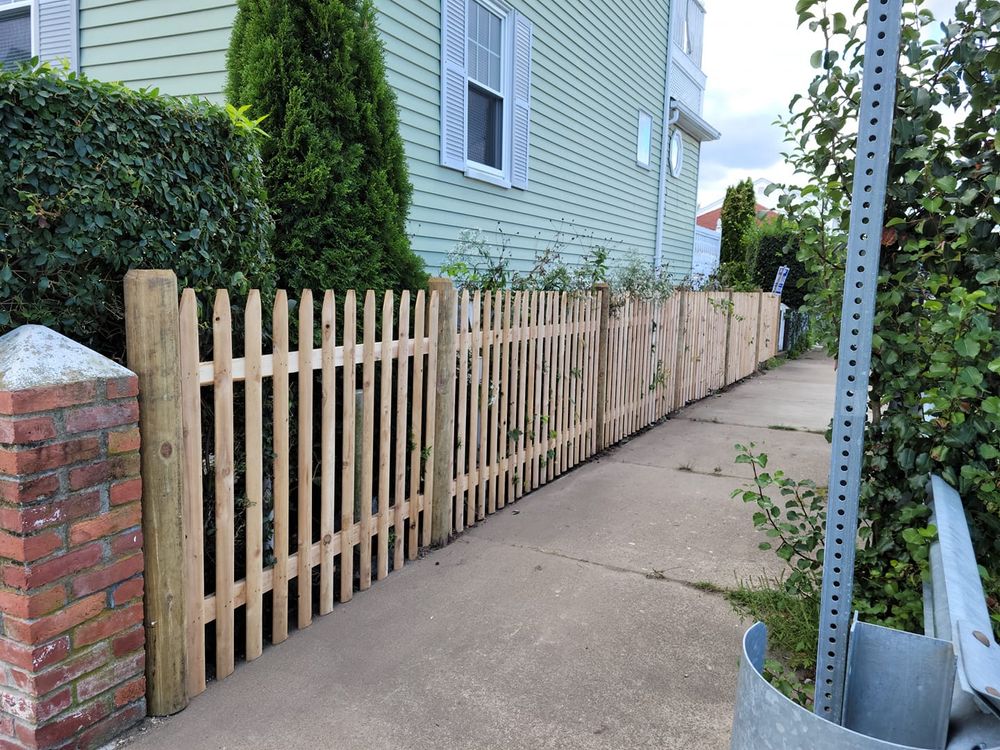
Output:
(378, 291), (393, 580)
(468, 291), (481, 523)
(297, 291), (314, 628)
(212, 290), (235, 680)
(244, 292), (264, 660)
(478, 292), (491, 519)
(272, 291), (290, 641)
(530, 292), (543, 490)
(456, 289), (470, 531)
(178, 290), (205, 695)
(320, 292), (337, 612)
(340, 291), (357, 602)
(408, 291), (425, 557)
(516, 292), (529, 499)
(394, 292), (410, 571)
(359, 292), (376, 591)
(422, 291), (439, 547)
(498, 291), (512, 509)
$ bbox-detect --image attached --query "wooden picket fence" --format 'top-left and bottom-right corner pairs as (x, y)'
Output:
(123, 274), (780, 711)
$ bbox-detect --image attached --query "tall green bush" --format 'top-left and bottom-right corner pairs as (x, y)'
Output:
(720, 178), (756, 266)
(776, 0), (1000, 631)
(751, 219), (807, 309)
(0, 65), (275, 359)
(226, 0), (426, 293)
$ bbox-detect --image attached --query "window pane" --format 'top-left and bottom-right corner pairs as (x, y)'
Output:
(489, 13), (501, 53)
(488, 52), (500, 91)
(467, 84), (503, 169)
(477, 46), (489, 86)
(636, 112), (653, 167)
(0, 7), (31, 71)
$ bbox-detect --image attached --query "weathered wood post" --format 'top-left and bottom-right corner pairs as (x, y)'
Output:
(428, 278), (457, 548)
(594, 282), (611, 451)
(673, 290), (689, 408)
(123, 270), (188, 716)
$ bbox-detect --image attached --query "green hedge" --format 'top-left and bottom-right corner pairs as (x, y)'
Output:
(0, 66), (275, 359)
(751, 219), (807, 310)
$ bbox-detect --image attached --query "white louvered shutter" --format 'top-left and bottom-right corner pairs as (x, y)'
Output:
(37, 0), (79, 71)
(510, 11), (532, 189)
(440, 0), (467, 170)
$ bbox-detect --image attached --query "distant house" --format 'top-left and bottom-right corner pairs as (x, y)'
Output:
(4, 0), (720, 276)
(696, 177), (780, 231)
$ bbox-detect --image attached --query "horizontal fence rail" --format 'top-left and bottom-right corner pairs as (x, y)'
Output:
(125, 274), (780, 709)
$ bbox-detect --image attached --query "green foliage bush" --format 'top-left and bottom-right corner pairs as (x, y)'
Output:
(720, 178), (756, 267)
(750, 219), (807, 309)
(226, 0), (426, 294)
(0, 65), (275, 359)
(774, 0), (1000, 632)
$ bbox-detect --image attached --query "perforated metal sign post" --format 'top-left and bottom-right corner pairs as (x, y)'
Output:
(813, 0), (904, 723)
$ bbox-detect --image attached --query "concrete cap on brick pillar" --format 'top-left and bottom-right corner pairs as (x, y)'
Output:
(0, 326), (132, 392)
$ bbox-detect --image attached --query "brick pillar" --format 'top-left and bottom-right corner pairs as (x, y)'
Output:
(0, 326), (146, 749)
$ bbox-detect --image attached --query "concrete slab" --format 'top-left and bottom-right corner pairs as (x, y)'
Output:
(122, 352), (836, 750)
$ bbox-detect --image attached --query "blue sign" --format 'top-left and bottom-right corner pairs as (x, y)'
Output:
(772, 265), (790, 295)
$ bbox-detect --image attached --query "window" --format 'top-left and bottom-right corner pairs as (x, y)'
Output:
(635, 111), (653, 168)
(466, 1), (504, 171)
(0, 1), (33, 70)
(673, 0), (705, 67)
(669, 129), (685, 177)
(440, 0), (533, 189)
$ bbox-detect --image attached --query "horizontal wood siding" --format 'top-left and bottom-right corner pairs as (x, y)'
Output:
(79, 0), (688, 274)
(79, 0), (236, 101)
(382, 0), (670, 272)
(661, 131), (700, 277)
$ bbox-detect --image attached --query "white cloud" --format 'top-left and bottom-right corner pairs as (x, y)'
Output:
(697, 0), (958, 208)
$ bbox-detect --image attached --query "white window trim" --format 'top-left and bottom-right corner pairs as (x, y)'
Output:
(668, 129), (685, 178)
(464, 0), (515, 188)
(0, 0), (39, 61)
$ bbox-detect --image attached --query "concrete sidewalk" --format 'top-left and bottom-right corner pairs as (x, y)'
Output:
(125, 353), (835, 750)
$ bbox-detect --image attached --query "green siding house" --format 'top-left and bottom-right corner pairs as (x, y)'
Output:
(2, 0), (719, 276)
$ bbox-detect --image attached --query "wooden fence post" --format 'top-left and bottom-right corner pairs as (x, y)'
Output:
(428, 277), (457, 547)
(123, 270), (188, 716)
(594, 282), (611, 451)
(673, 290), (688, 408)
(722, 290), (734, 386)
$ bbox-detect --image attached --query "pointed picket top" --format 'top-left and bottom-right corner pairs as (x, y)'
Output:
(0, 325), (132, 392)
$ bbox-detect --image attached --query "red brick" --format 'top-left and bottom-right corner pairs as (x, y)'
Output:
(109, 530), (142, 557)
(106, 377), (138, 400)
(0, 438), (100, 476)
(0, 714), (12, 737)
(76, 652), (144, 702)
(10, 644), (108, 697)
(111, 628), (143, 659)
(73, 603), (143, 648)
(107, 428), (140, 455)
(16, 699), (110, 747)
(113, 676), (145, 708)
(0, 531), (63, 564)
(0, 686), (70, 722)
(111, 577), (143, 608)
(2, 544), (102, 590)
(73, 702), (144, 749)
(3, 594), (105, 645)
(0, 476), (60, 505)
(0, 382), (96, 417)
(72, 555), (143, 598)
(0, 491), (100, 535)
(0, 417), (56, 445)
(68, 454), (139, 492)
(108, 479), (141, 507)
(69, 504), (140, 547)
(64, 403), (138, 435)
(0, 637), (70, 673)
(0, 586), (66, 619)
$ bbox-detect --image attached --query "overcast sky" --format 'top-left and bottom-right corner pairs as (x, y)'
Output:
(697, 0), (956, 210)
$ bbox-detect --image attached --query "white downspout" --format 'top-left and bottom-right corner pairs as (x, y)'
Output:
(652, 5), (678, 274)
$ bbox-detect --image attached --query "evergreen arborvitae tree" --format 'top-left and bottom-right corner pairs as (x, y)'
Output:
(227, 0), (426, 293)
(719, 178), (756, 266)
